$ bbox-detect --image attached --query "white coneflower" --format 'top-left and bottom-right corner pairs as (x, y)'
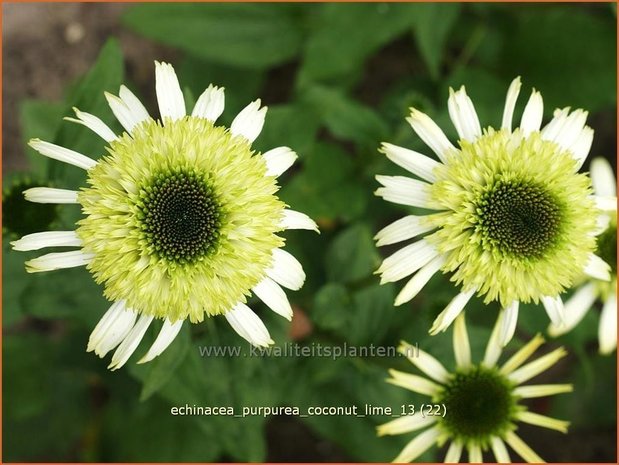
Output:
(547, 157), (617, 354)
(378, 313), (572, 463)
(12, 62), (318, 370)
(375, 77), (611, 345)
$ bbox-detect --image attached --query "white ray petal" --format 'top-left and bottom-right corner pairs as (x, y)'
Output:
(109, 314), (154, 370)
(447, 86), (482, 142)
(377, 412), (437, 436)
(24, 187), (78, 204)
(507, 347), (568, 385)
(386, 369), (441, 396)
(374, 175), (433, 208)
(513, 384), (573, 398)
(25, 250), (94, 273)
(224, 302), (273, 347)
(599, 291), (617, 355)
(28, 139), (96, 170)
(541, 295), (565, 326)
(230, 99), (267, 143)
(520, 89), (543, 136)
(262, 146), (297, 177)
(444, 441), (463, 463)
(504, 431), (544, 463)
(398, 341), (449, 383)
(192, 84), (225, 122)
(252, 276), (293, 320)
(104, 92), (146, 133)
(550, 109), (588, 150)
(590, 157), (616, 197)
(499, 301), (519, 347)
(155, 61), (186, 121)
(453, 313), (471, 368)
(380, 142), (441, 182)
(377, 239), (438, 284)
(429, 288), (475, 335)
(392, 426), (440, 463)
(88, 301), (137, 357)
(570, 126), (594, 168)
(279, 209), (319, 232)
(375, 215), (436, 247)
(394, 255), (445, 306)
(483, 310), (504, 368)
(516, 411), (569, 433)
(583, 253), (611, 281)
(138, 318), (185, 363)
(468, 444), (483, 463)
(514, 384), (574, 399)
(119, 85), (151, 124)
(501, 77), (522, 131)
(406, 108), (456, 163)
(11, 231), (81, 251)
(548, 283), (598, 337)
(65, 107), (117, 142)
(593, 195), (617, 211)
(490, 436), (511, 463)
(540, 107), (570, 141)
(499, 333), (545, 375)
(266, 248), (306, 291)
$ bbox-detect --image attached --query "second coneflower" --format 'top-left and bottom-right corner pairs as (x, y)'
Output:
(375, 77), (611, 345)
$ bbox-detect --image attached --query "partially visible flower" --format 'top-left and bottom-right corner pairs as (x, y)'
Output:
(548, 157), (617, 354)
(375, 77), (611, 345)
(377, 314), (572, 463)
(11, 61), (318, 369)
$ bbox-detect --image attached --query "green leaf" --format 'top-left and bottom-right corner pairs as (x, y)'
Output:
(18, 100), (64, 178)
(253, 104), (321, 156)
(4, 333), (91, 461)
(2, 243), (33, 326)
(20, 267), (106, 328)
(178, 56), (265, 123)
(411, 3), (462, 79)
(325, 223), (380, 284)
(279, 142), (367, 222)
(303, 86), (389, 146)
(299, 3), (420, 84)
(52, 39), (124, 189)
(104, 394), (223, 462)
(123, 4), (307, 69)
(350, 282), (396, 346)
(499, 8), (616, 112)
(138, 324), (191, 401)
(312, 283), (352, 332)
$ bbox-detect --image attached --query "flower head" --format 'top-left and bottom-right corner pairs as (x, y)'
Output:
(548, 156), (617, 354)
(375, 77), (610, 345)
(12, 62), (317, 369)
(377, 314), (572, 463)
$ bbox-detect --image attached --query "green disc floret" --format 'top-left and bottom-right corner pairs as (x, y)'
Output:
(138, 169), (222, 265)
(436, 366), (517, 447)
(475, 179), (563, 259)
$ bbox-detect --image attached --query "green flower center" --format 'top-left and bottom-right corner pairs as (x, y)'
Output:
(437, 366), (516, 446)
(3, 180), (58, 238)
(138, 170), (222, 265)
(476, 179), (562, 259)
(596, 224), (617, 276)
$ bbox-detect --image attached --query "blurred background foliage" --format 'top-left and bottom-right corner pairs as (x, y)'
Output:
(3, 2), (616, 462)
